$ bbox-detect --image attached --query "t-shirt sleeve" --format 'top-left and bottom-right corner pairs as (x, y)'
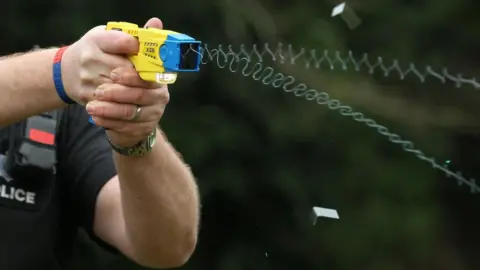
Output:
(56, 105), (117, 249)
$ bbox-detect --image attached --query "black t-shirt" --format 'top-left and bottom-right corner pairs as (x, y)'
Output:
(0, 105), (117, 270)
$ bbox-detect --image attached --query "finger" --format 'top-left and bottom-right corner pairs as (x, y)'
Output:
(90, 27), (139, 55)
(86, 101), (165, 122)
(94, 83), (169, 106)
(144, 17), (163, 29)
(92, 117), (156, 139)
(110, 67), (158, 88)
(100, 53), (133, 71)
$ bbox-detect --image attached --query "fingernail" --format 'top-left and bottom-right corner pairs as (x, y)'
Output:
(110, 72), (120, 82)
(95, 89), (104, 98)
(86, 102), (95, 114)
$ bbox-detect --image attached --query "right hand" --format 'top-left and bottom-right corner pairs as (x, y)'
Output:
(60, 25), (139, 105)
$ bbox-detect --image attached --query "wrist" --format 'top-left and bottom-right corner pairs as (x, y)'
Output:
(107, 129), (158, 157)
(106, 130), (147, 148)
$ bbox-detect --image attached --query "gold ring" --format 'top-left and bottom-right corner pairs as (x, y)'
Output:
(129, 105), (142, 121)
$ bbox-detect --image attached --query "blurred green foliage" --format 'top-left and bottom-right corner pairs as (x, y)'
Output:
(2, 0), (480, 269)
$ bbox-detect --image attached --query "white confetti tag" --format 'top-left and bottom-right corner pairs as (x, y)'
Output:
(331, 2), (362, 29)
(312, 206), (339, 225)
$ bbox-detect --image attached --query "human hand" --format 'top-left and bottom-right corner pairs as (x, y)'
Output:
(86, 67), (169, 147)
(60, 17), (163, 105)
(86, 18), (168, 147)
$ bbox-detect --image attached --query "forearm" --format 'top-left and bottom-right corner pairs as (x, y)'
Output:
(114, 129), (199, 266)
(0, 49), (66, 126)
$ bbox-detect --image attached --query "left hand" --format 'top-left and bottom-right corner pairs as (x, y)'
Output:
(86, 17), (167, 147)
(86, 67), (169, 147)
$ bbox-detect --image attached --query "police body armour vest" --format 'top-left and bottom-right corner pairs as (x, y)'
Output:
(0, 110), (62, 199)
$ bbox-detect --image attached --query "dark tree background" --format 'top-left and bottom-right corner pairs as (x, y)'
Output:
(2, 0), (480, 269)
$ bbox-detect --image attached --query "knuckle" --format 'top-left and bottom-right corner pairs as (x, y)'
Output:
(152, 107), (164, 120)
(111, 66), (126, 75)
(162, 90), (170, 104)
(125, 71), (140, 83)
(132, 88), (145, 104)
(114, 37), (130, 50)
(121, 62), (135, 70)
(151, 89), (169, 105)
(99, 82), (112, 90)
(79, 49), (97, 66)
(79, 69), (93, 82)
(99, 84), (116, 98)
(154, 87), (170, 103)
(86, 26), (105, 38)
(111, 69), (126, 83)
(123, 105), (134, 119)
(99, 88), (113, 100)
(96, 105), (107, 117)
(117, 70), (145, 87)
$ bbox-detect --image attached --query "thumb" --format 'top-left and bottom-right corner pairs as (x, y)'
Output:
(91, 26), (139, 54)
(144, 17), (163, 29)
